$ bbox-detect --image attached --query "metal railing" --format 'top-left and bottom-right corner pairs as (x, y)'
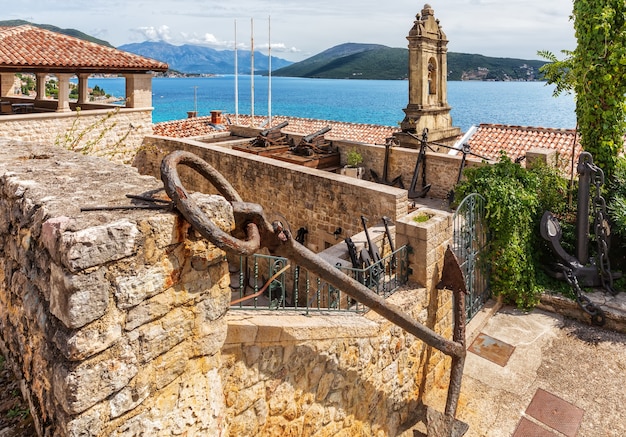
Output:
(229, 245), (409, 314)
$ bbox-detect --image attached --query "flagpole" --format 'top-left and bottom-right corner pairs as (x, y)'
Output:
(234, 19), (239, 124)
(250, 17), (255, 127)
(268, 15), (272, 126)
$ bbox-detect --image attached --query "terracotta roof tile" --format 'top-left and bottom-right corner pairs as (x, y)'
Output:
(465, 123), (582, 169)
(0, 25), (168, 73)
(153, 114), (398, 145)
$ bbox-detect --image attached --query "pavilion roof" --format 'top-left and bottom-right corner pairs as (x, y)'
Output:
(0, 25), (168, 74)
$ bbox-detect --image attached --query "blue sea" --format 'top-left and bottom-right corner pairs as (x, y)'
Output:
(87, 76), (576, 132)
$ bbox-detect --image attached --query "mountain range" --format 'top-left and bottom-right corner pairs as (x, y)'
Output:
(0, 21), (547, 81)
(120, 41), (547, 82)
(118, 41), (292, 75)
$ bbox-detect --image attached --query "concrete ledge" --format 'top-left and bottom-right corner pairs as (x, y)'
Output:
(539, 291), (626, 334)
(224, 310), (379, 345)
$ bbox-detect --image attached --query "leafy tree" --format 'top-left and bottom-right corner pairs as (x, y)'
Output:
(539, 0), (626, 179)
(92, 85), (106, 97)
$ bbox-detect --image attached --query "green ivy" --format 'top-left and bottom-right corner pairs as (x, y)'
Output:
(608, 156), (626, 244)
(454, 154), (567, 308)
(540, 0), (626, 180)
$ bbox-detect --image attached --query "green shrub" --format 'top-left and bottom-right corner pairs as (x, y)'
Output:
(608, 157), (626, 244)
(454, 153), (568, 308)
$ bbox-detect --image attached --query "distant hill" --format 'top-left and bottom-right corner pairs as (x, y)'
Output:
(118, 41), (292, 75)
(273, 43), (407, 80)
(0, 20), (114, 47)
(273, 43), (547, 81)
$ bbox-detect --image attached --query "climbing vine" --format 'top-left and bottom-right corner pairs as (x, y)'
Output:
(540, 0), (626, 179)
(454, 154), (568, 308)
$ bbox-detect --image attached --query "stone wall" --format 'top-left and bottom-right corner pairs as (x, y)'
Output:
(134, 136), (408, 253)
(0, 139), (231, 436)
(333, 140), (485, 200)
(396, 207), (454, 293)
(221, 285), (453, 436)
(0, 107), (153, 164)
(0, 138), (457, 436)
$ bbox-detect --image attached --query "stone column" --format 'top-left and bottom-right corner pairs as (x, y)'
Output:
(55, 73), (73, 112)
(35, 73), (47, 101)
(77, 73), (90, 105)
(1, 73), (16, 98)
(124, 73), (153, 108)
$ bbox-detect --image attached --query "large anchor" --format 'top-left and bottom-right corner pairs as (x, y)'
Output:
(371, 136), (404, 188)
(160, 150), (469, 435)
(540, 151), (620, 326)
(407, 128), (432, 199)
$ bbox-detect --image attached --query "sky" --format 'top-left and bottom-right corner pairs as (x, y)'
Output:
(4, 0), (577, 62)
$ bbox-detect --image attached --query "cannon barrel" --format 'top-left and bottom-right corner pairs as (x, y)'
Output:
(259, 121), (289, 137)
(302, 126), (331, 143)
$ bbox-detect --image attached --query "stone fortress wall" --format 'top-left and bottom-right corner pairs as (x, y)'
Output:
(0, 138), (457, 436)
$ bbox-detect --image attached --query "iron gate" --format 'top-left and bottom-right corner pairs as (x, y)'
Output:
(452, 193), (490, 320)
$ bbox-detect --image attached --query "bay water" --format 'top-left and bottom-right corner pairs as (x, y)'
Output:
(87, 76), (576, 132)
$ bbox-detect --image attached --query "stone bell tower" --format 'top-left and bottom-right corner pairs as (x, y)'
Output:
(395, 4), (461, 148)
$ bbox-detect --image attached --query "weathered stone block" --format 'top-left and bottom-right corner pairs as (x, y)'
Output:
(50, 263), (109, 329)
(60, 219), (140, 272)
(135, 308), (194, 363)
(53, 309), (124, 361)
(53, 340), (138, 414)
(114, 262), (176, 310)
(109, 364), (152, 419)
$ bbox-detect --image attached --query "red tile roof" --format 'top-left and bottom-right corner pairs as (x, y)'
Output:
(463, 124), (581, 169)
(0, 25), (168, 73)
(153, 114), (398, 145)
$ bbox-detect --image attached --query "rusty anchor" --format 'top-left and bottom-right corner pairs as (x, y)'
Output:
(160, 150), (468, 435)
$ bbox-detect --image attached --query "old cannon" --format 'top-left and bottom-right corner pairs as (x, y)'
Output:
(290, 126), (334, 156)
(251, 121), (289, 148)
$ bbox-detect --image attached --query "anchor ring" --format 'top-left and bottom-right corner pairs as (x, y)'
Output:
(160, 150), (261, 255)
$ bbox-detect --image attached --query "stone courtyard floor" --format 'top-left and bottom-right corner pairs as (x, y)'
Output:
(420, 304), (626, 437)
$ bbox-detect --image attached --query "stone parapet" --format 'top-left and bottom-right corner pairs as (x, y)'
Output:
(135, 136), (408, 253)
(396, 207), (454, 291)
(0, 108), (153, 164)
(0, 139), (231, 436)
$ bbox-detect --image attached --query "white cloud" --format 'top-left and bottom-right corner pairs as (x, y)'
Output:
(132, 25), (172, 42)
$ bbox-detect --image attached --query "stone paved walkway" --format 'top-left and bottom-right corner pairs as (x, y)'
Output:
(422, 304), (626, 436)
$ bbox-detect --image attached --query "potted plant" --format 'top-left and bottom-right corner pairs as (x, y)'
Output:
(341, 148), (364, 179)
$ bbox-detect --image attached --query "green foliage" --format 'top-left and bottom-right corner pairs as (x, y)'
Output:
(19, 75), (35, 96)
(7, 406), (29, 419)
(346, 148), (363, 167)
(54, 106), (135, 163)
(454, 154), (567, 308)
(608, 156), (626, 243)
(92, 85), (106, 97)
(412, 212), (432, 223)
(46, 79), (58, 98)
(540, 0), (626, 179)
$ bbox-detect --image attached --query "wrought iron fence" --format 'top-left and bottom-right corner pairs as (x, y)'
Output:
(229, 245), (409, 314)
(452, 193), (490, 320)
